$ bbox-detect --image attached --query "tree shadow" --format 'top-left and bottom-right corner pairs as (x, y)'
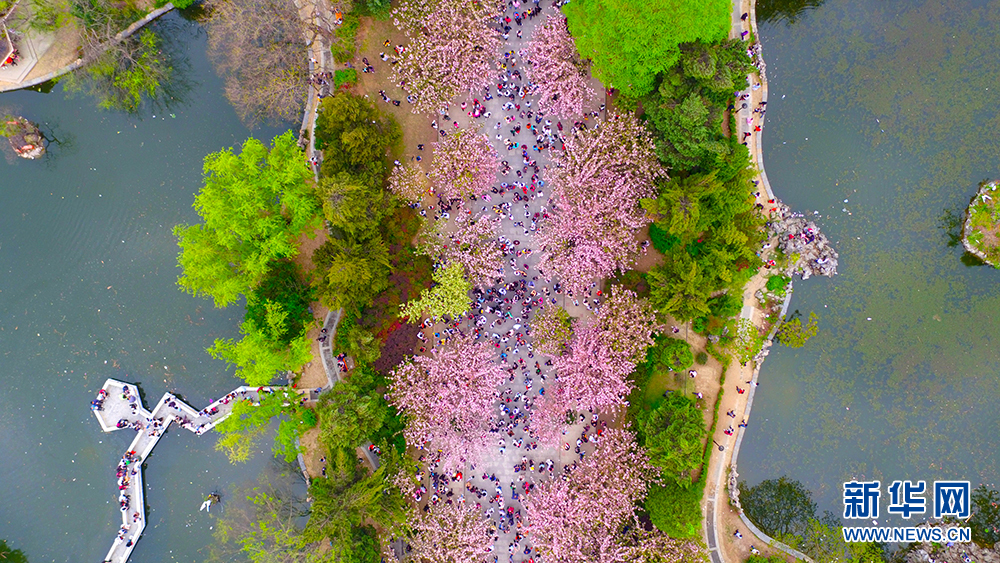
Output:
(63, 14), (199, 119)
(757, 0), (826, 26)
(938, 202), (987, 267)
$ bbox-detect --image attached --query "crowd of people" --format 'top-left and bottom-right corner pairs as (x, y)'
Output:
(362, 1), (615, 560)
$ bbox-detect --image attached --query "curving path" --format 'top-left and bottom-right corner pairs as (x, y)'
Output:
(91, 378), (290, 563)
(703, 2), (815, 563)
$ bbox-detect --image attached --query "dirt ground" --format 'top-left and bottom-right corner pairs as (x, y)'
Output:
(291, 225), (331, 480)
(353, 17), (441, 167)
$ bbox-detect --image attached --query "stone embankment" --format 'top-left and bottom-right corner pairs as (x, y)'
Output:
(905, 524), (1000, 563)
(769, 201), (839, 279)
(2, 115), (45, 158)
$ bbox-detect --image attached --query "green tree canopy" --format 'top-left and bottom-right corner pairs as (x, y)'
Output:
(644, 479), (704, 540)
(303, 450), (408, 558)
(208, 477), (324, 563)
(643, 41), (754, 172)
(0, 540), (28, 563)
(314, 92), (400, 182)
(208, 300), (313, 386)
(313, 234), (392, 313)
(174, 131), (319, 307)
(213, 390), (316, 463)
(642, 155), (766, 322)
(399, 262), (471, 321)
(562, 0), (730, 97)
(316, 367), (397, 467)
(776, 311), (819, 348)
(245, 260), (314, 347)
(636, 393), (705, 483)
(646, 335), (694, 372)
(319, 171), (392, 239)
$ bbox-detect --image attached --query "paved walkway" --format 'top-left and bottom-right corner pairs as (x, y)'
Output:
(379, 2), (607, 557)
(0, 4), (175, 93)
(290, 0), (336, 182)
(91, 378), (288, 563)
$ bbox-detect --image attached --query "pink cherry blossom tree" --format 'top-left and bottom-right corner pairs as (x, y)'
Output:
(388, 162), (430, 203)
(529, 305), (573, 356)
(530, 288), (658, 444)
(423, 215), (505, 289)
(524, 14), (594, 119)
(592, 286), (660, 366)
(523, 428), (656, 563)
(406, 501), (493, 563)
(391, 0), (501, 114)
(430, 128), (500, 201)
(536, 113), (664, 293)
(388, 334), (504, 469)
(619, 527), (707, 563)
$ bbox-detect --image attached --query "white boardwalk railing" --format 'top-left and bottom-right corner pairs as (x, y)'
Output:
(91, 378), (285, 563)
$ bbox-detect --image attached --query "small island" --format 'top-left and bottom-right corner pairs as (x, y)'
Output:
(963, 181), (1000, 267)
(1, 115), (44, 159)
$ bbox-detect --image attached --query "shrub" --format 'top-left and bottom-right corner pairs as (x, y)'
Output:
(707, 292), (742, 319)
(331, 13), (359, 63)
(636, 393), (705, 482)
(645, 478), (705, 539)
(766, 274), (791, 293)
(334, 68), (358, 88)
(695, 351), (708, 365)
(646, 335), (693, 372)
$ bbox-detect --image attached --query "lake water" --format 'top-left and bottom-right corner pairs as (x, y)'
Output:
(741, 0), (1000, 519)
(0, 13), (294, 561)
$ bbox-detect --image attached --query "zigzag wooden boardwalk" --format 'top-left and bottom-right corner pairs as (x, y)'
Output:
(91, 378), (286, 563)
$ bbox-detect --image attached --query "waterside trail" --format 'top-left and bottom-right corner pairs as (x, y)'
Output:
(702, 1), (813, 562)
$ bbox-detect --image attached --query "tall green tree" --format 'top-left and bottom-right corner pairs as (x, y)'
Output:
(642, 157), (765, 321)
(643, 41), (754, 173)
(646, 256), (714, 322)
(316, 367), (395, 466)
(313, 235), (391, 313)
(646, 336), (694, 372)
(174, 131), (319, 307)
(399, 262), (472, 321)
(314, 92), (400, 182)
(644, 479), (704, 540)
(319, 172), (391, 239)
(209, 478), (320, 563)
(213, 390), (316, 463)
(739, 476), (817, 539)
(303, 450), (408, 559)
(0, 540), (28, 563)
(208, 300), (313, 386)
(562, 0), (730, 97)
(636, 393), (705, 483)
(244, 260), (314, 347)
